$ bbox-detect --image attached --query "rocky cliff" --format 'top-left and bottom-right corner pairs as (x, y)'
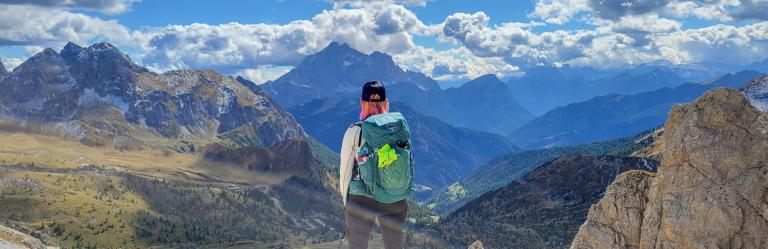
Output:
(571, 88), (768, 249)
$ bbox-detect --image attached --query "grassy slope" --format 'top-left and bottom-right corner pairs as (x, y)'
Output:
(0, 130), (341, 248)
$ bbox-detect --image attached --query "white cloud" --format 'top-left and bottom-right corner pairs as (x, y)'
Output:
(663, 0), (737, 21)
(529, 0), (590, 24)
(595, 14), (683, 46)
(140, 4), (436, 74)
(1, 56), (24, 71)
(530, 0), (768, 23)
(441, 12), (540, 58)
(237, 65), (294, 85)
(587, 0), (671, 20)
(567, 22), (768, 68)
(0, 0), (140, 14)
(0, 5), (139, 47)
(439, 11), (597, 65)
(1, 0), (767, 82)
(655, 22), (768, 65)
(329, 0), (428, 9)
(393, 46), (520, 81)
(436, 6), (768, 70)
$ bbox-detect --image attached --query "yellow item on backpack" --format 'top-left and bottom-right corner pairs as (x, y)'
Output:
(377, 144), (398, 168)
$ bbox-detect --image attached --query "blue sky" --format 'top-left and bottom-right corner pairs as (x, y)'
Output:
(1, 0), (767, 83)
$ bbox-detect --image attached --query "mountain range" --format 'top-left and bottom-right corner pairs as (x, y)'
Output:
(263, 42), (534, 135)
(0, 42), (308, 150)
(506, 60), (751, 116)
(509, 70), (765, 149)
(287, 98), (519, 199)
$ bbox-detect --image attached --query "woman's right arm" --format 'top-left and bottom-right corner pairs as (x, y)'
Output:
(339, 124), (360, 204)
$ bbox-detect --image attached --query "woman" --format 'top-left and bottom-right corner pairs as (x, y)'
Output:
(339, 81), (410, 249)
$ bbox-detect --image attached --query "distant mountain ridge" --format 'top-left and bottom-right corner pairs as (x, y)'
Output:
(427, 129), (656, 214)
(288, 98), (519, 199)
(507, 63), (716, 115)
(263, 42), (534, 134)
(440, 154), (659, 249)
(509, 70), (765, 149)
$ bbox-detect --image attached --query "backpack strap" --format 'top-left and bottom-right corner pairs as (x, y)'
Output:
(351, 122), (363, 181)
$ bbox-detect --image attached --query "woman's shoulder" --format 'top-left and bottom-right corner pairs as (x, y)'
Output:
(344, 122), (362, 135)
(348, 121), (363, 129)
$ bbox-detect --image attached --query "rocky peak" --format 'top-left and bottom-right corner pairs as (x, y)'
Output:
(318, 41), (354, 54)
(571, 88), (768, 249)
(60, 41), (83, 57)
(0, 46), (74, 109)
(0, 56), (7, 77)
(740, 75), (768, 112)
(459, 74), (505, 90)
(60, 42), (147, 99)
(263, 42), (439, 107)
(60, 41), (138, 68)
(234, 76), (265, 94)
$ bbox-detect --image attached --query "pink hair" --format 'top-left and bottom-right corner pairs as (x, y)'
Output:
(359, 99), (389, 120)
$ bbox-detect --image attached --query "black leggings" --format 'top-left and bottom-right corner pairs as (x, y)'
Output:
(345, 195), (408, 249)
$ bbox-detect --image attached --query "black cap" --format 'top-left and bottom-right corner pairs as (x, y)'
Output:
(361, 81), (386, 102)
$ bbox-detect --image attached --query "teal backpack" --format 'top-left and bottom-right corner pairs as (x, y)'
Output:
(356, 112), (414, 203)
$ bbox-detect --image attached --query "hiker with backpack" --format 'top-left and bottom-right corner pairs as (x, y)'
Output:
(339, 81), (414, 249)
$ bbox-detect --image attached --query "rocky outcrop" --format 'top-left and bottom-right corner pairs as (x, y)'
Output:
(0, 224), (57, 249)
(468, 240), (484, 249)
(571, 88), (768, 249)
(741, 74), (768, 112)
